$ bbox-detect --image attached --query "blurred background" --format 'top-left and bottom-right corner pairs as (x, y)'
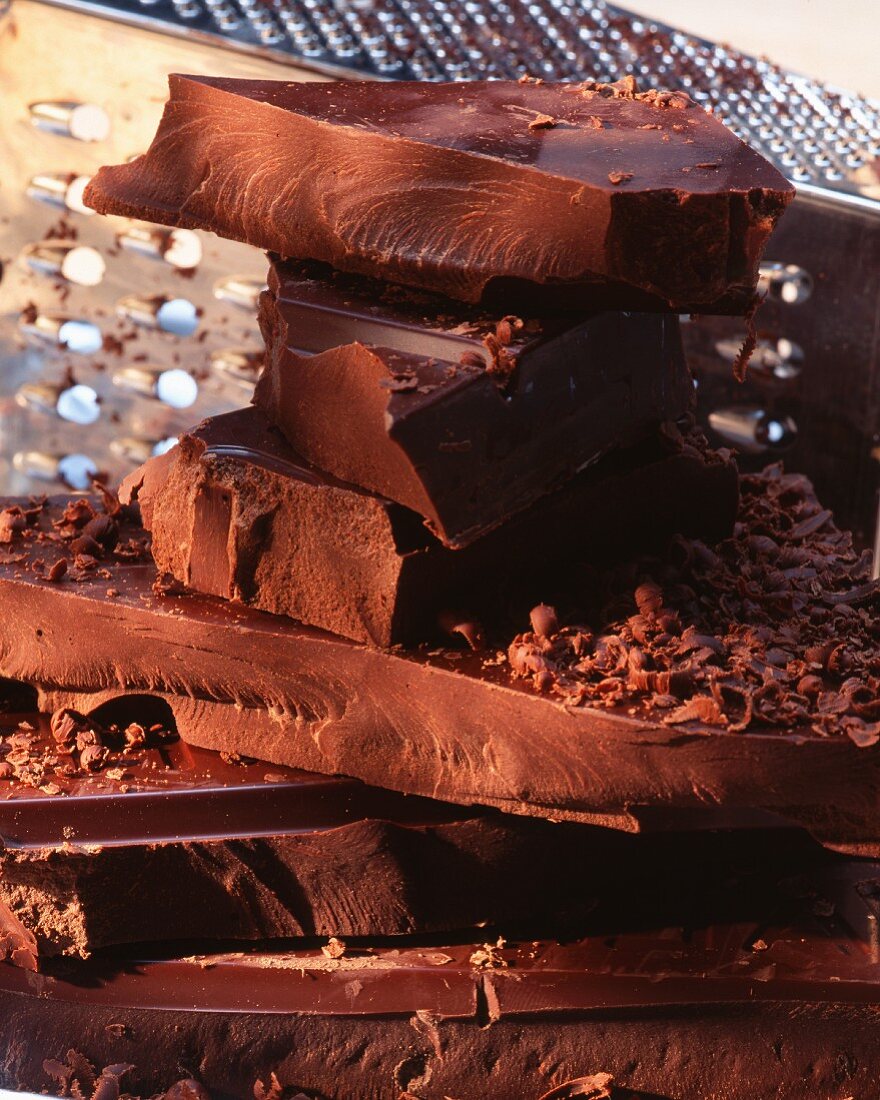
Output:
(1, 0), (878, 549)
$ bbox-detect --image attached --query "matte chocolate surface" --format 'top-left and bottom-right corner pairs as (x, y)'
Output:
(121, 410), (737, 645)
(84, 76), (794, 313)
(0, 711), (602, 968)
(0, 487), (878, 850)
(255, 258), (694, 546)
(1, 833), (879, 1099)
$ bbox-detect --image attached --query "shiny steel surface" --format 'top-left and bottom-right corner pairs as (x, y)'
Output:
(0, 0), (323, 494)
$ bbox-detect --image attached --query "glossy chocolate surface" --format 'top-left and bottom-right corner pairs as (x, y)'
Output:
(84, 76), (794, 312)
(255, 258), (694, 545)
(122, 410), (736, 645)
(1, 832), (879, 1098)
(0, 497), (878, 852)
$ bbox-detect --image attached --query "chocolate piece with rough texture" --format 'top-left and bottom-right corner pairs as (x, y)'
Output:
(255, 258), (694, 546)
(0, 711), (603, 969)
(120, 410), (737, 646)
(1, 489), (879, 851)
(84, 76), (794, 313)
(1, 833), (880, 1099)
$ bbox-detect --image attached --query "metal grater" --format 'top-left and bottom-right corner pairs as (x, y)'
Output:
(1, 0), (879, 542)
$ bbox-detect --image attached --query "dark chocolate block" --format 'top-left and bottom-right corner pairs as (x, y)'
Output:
(255, 258), (694, 546)
(1, 834), (880, 1099)
(0, 712), (608, 969)
(121, 410), (737, 646)
(84, 76), (794, 313)
(1, 485), (879, 851)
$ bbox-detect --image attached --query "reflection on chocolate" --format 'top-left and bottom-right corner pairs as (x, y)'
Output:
(120, 410), (736, 646)
(255, 258), (694, 546)
(84, 76), (793, 313)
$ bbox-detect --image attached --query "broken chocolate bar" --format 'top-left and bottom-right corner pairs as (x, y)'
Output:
(1, 832), (879, 1098)
(255, 258), (694, 546)
(121, 410), (737, 646)
(0, 711), (604, 969)
(84, 76), (794, 313)
(1, 481), (878, 851)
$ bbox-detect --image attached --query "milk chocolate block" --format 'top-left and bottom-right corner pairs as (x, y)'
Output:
(255, 258), (694, 546)
(84, 76), (794, 313)
(2, 837), (880, 1099)
(0, 713), (607, 969)
(121, 410), (737, 646)
(1, 478), (879, 851)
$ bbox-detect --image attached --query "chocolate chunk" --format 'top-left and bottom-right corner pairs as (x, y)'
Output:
(119, 409), (736, 646)
(1, 833), (879, 1098)
(83, 77), (793, 313)
(254, 258), (694, 546)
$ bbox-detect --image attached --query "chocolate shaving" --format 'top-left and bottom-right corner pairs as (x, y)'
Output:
(46, 557), (68, 583)
(731, 292), (764, 383)
(506, 457), (880, 742)
(538, 1074), (614, 1100)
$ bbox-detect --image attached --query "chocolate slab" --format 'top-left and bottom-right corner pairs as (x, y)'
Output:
(1, 494), (879, 851)
(84, 76), (794, 314)
(121, 409), (737, 646)
(0, 711), (606, 969)
(255, 258), (694, 546)
(1, 834), (879, 1099)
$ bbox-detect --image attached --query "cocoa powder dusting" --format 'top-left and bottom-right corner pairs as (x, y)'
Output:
(506, 465), (880, 746)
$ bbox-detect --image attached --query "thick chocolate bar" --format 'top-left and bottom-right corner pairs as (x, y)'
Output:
(84, 76), (794, 313)
(0, 710), (607, 969)
(1, 481), (878, 851)
(1, 834), (879, 1099)
(121, 410), (737, 646)
(255, 258), (694, 546)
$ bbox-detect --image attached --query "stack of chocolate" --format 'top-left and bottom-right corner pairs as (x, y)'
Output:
(3, 75), (880, 1099)
(87, 75), (795, 648)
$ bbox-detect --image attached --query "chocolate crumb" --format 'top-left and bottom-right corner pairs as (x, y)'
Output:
(528, 113), (557, 130)
(470, 937), (508, 970)
(608, 171), (634, 185)
(322, 936), (346, 959)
